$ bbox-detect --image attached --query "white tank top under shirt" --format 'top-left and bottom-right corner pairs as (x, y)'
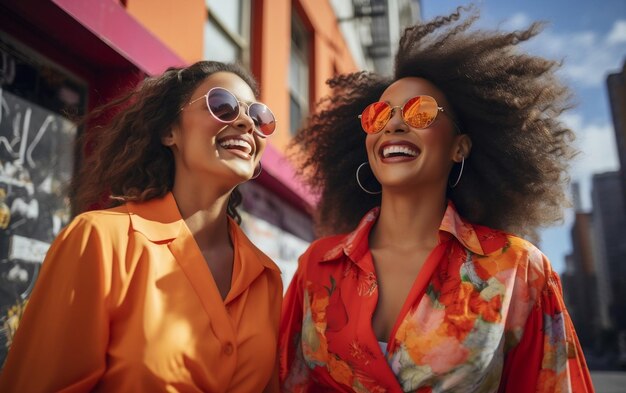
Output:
(378, 341), (388, 356)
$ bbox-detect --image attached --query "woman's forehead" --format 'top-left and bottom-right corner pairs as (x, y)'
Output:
(195, 72), (255, 101)
(380, 77), (448, 104)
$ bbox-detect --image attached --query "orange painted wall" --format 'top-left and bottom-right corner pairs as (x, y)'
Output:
(256, 0), (359, 152)
(253, 0), (292, 152)
(125, 0), (205, 63)
(298, 0), (358, 99)
(124, 0), (358, 154)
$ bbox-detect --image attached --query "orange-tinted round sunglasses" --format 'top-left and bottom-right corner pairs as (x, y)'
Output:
(359, 95), (455, 134)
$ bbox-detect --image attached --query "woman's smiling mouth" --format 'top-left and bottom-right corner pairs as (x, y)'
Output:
(217, 135), (254, 159)
(379, 141), (420, 162)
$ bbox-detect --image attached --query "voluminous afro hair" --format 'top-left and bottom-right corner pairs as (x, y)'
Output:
(292, 6), (577, 240)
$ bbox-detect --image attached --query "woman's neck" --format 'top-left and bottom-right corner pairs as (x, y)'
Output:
(371, 188), (448, 251)
(171, 181), (233, 249)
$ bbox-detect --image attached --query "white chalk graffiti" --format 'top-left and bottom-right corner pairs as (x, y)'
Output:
(0, 88), (59, 170)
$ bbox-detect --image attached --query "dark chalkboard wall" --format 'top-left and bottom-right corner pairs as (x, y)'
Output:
(0, 35), (86, 365)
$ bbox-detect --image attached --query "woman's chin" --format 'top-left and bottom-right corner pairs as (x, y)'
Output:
(215, 159), (252, 177)
(227, 167), (255, 183)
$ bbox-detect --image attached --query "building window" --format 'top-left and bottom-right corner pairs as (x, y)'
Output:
(204, 0), (251, 66)
(289, 12), (310, 136)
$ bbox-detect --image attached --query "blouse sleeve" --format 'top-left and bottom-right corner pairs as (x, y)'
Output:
(263, 269), (284, 393)
(499, 251), (594, 393)
(0, 215), (111, 392)
(279, 250), (312, 392)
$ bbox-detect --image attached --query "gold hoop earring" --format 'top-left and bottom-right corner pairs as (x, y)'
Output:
(449, 157), (464, 188)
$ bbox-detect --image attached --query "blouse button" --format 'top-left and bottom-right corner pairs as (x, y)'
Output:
(223, 342), (234, 355)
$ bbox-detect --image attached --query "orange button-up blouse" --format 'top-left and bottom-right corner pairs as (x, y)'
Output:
(0, 192), (282, 392)
(280, 203), (593, 392)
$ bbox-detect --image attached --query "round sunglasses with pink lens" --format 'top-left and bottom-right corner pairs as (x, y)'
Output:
(186, 87), (276, 137)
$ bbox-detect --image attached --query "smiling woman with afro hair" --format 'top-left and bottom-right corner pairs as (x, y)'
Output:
(279, 6), (592, 393)
(293, 9), (577, 241)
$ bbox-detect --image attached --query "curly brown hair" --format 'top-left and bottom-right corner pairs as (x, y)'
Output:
(292, 6), (577, 240)
(69, 61), (259, 223)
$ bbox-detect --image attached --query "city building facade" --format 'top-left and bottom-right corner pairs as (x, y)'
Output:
(607, 61), (626, 209)
(562, 208), (600, 349)
(591, 172), (626, 365)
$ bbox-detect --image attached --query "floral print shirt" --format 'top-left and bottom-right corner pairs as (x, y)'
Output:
(279, 203), (593, 392)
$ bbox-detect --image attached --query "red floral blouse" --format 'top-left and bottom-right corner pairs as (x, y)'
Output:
(279, 202), (594, 392)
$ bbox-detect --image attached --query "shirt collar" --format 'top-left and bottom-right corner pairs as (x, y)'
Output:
(320, 201), (508, 264)
(125, 192), (279, 272)
(126, 192), (183, 242)
(230, 218), (281, 272)
(438, 201), (509, 255)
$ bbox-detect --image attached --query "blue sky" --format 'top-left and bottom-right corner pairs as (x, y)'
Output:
(421, 0), (626, 273)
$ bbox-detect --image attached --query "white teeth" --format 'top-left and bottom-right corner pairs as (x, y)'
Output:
(382, 145), (418, 158)
(219, 138), (252, 155)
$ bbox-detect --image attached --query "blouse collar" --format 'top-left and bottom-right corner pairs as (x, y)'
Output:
(320, 201), (509, 265)
(125, 192), (279, 272)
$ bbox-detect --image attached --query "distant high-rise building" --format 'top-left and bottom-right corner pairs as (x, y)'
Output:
(572, 182), (582, 212)
(591, 171), (626, 359)
(607, 60), (626, 208)
(562, 208), (599, 347)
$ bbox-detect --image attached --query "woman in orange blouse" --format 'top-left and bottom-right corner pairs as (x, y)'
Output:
(280, 7), (593, 393)
(0, 61), (282, 392)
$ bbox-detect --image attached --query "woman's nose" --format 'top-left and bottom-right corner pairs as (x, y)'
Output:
(233, 103), (255, 134)
(384, 107), (408, 133)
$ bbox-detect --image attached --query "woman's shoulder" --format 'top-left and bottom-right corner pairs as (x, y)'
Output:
(495, 232), (554, 287)
(469, 219), (545, 263)
(502, 232), (540, 253)
(68, 205), (131, 230)
(55, 205), (132, 246)
(503, 234), (546, 265)
(39, 205), (133, 271)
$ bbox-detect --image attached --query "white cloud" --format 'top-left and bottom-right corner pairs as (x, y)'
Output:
(521, 20), (626, 88)
(560, 112), (620, 209)
(607, 20), (626, 45)
(503, 12), (531, 30)
(571, 31), (597, 47)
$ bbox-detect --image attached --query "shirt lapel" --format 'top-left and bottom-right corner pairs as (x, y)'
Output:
(319, 207), (380, 273)
(225, 218), (280, 305)
(127, 192), (235, 339)
(439, 201), (509, 256)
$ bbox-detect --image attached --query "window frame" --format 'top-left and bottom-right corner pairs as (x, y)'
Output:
(204, 0), (251, 67)
(289, 10), (311, 136)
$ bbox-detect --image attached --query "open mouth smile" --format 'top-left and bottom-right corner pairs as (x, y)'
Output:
(217, 135), (254, 158)
(379, 141), (420, 162)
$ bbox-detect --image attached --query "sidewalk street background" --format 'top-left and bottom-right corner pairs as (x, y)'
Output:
(591, 371), (626, 393)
